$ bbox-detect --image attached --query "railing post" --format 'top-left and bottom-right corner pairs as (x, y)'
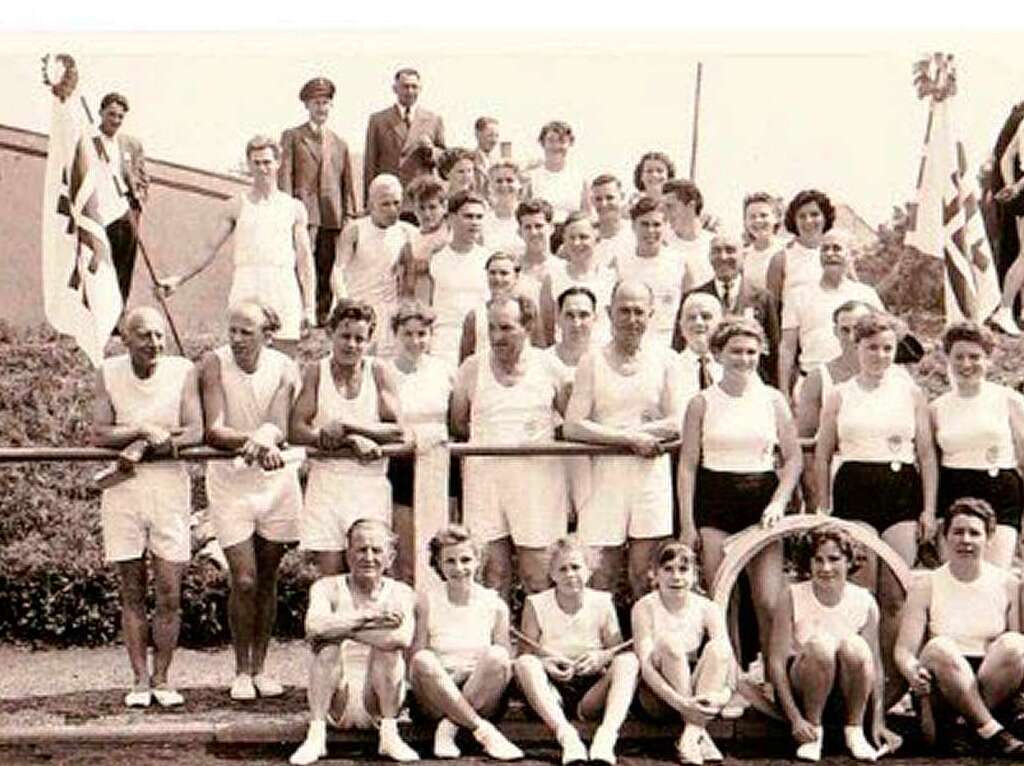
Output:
(410, 442), (450, 591)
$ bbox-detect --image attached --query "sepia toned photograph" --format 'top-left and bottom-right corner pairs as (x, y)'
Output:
(4, 17), (1024, 766)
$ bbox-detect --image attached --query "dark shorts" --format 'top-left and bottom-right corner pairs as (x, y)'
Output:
(695, 468), (779, 535)
(387, 455), (462, 507)
(938, 467), (1023, 530)
(833, 461), (922, 532)
(519, 672), (605, 722)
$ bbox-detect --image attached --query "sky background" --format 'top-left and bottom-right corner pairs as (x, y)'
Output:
(2, 28), (1024, 230)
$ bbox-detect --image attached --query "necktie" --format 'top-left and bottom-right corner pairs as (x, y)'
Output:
(721, 280), (733, 313)
(698, 355), (714, 390)
(402, 107), (411, 129)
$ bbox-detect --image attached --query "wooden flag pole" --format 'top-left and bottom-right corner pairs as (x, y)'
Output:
(689, 61), (703, 181)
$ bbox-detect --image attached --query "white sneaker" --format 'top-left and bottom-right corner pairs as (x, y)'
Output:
(434, 718), (461, 759)
(252, 673), (284, 698)
(698, 732), (724, 762)
(558, 727), (588, 765)
(844, 726), (879, 761)
(290, 723), (327, 766)
(720, 690), (749, 720)
(230, 674), (256, 701)
(473, 720), (524, 760)
(676, 727), (704, 765)
(151, 685), (185, 707)
(124, 688), (151, 708)
(991, 306), (1022, 336)
(379, 721), (420, 762)
(588, 726), (617, 766)
(796, 727), (824, 762)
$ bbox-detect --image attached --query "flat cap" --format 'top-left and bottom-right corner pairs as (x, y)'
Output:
(300, 77), (335, 102)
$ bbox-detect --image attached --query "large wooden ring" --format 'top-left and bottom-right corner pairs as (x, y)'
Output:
(711, 514), (913, 718)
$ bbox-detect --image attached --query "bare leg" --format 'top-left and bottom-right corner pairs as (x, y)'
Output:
(588, 546), (625, 594)
(150, 555), (185, 687)
(978, 633), (1024, 711)
(365, 647), (408, 719)
(581, 653), (639, 732)
(628, 538), (663, 600)
(747, 542), (783, 662)
(517, 546), (553, 595)
(306, 642), (344, 722)
(481, 537), (514, 603)
(514, 655), (573, 734)
(392, 504), (414, 586)
(791, 636), (838, 726)
(223, 537), (259, 675)
(999, 249), (1024, 310)
(836, 635), (874, 725)
(987, 525), (1019, 571)
(921, 636), (996, 728)
(252, 536), (288, 676)
(880, 521), (917, 688)
(116, 559), (150, 688)
(698, 528), (728, 596)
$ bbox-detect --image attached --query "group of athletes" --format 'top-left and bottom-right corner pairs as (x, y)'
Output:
(87, 70), (1024, 766)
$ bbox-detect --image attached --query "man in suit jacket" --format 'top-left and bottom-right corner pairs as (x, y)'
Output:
(672, 231), (781, 387)
(363, 68), (445, 211)
(97, 92), (149, 305)
(279, 77), (357, 326)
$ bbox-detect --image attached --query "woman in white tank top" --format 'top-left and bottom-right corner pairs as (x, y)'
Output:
(930, 321), (1024, 569)
(408, 525), (523, 760)
(769, 524), (899, 762)
(894, 500), (1024, 757)
(679, 317), (802, 670)
(765, 190), (835, 310)
(741, 192), (788, 292)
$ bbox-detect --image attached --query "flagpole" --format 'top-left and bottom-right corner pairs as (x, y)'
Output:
(79, 95), (185, 355)
(689, 61), (703, 181)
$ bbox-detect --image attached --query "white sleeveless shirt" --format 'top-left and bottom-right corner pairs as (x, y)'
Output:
(470, 348), (559, 444)
(429, 244), (491, 366)
(528, 587), (617, 659)
(928, 562), (1010, 657)
(932, 381), (1019, 470)
(548, 260), (615, 345)
(426, 582), (503, 674)
(791, 580), (874, 651)
(234, 191), (297, 270)
(312, 357), (387, 476)
(634, 590), (713, 654)
(700, 382), (778, 472)
(836, 372), (917, 464)
(614, 250), (685, 346)
(780, 240), (823, 302)
(341, 217), (414, 317)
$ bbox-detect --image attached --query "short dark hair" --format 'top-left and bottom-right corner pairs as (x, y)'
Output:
(942, 320), (996, 356)
(944, 497), (997, 538)
(409, 176), (447, 207)
(784, 189), (836, 236)
(662, 178), (704, 215)
(438, 147), (480, 181)
(394, 68), (420, 81)
(650, 539), (696, 572)
(591, 173), (622, 190)
(327, 298), (377, 338)
(563, 210), (596, 231)
(448, 190), (487, 215)
(428, 524), (484, 579)
(516, 198), (554, 224)
(390, 299), (436, 334)
(794, 524), (860, 578)
(709, 316), (765, 354)
(346, 518), (396, 551)
(538, 120), (574, 145)
(100, 92), (129, 112)
(485, 251), (520, 272)
(853, 311), (902, 344)
(474, 116), (498, 133)
(486, 293), (538, 331)
(832, 300), (874, 324)
(633, 151), (676, 192)
(557, 285), (597, 312)
(245, 134), (281, 160)
(629, 196), (663, 221)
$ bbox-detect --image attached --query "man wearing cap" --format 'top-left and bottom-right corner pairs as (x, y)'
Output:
(363, 68), (445, 211)
(280, 77), (357, 327)
(97, 92), (149, 305)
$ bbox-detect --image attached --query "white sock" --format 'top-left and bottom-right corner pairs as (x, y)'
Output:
(307, 720), (327, 738)
(978, 720), (1003, 739)
(380, 718), (399, 736)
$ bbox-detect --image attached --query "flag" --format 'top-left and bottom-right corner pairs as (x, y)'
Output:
(905, 53), (1000, 324)
(41, 55), (122, 367)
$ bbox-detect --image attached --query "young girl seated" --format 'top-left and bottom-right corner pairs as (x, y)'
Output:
(513, 536), (639, 766)
(409, 525), (523, 760)
(631, 541), (735, 765)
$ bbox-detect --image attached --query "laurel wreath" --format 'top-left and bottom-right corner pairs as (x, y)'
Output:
(912, 52), (957, 102)
(41, 53), (79, 102)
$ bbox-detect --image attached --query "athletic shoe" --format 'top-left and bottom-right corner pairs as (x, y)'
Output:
(698, 732), (723, 762)
(290, 723), (327, 766)
(473, 720), (524, 760)
(558, 727), (588, 765)
(990, 306), (1022, 336)
(588, 726), (617, 766)
(151, 685), (184, 707)
(230, 674), (257, 701)
(434, 718), (460, 759)
(124, 688), (151, 708)
(844, 725), (879, 761)
(379, 723), (420, 762)
(795, 726), (823, 762)
(676, 727), (704, 765)
(252, 673), (285, 698)
(975, 728), (1024, 757)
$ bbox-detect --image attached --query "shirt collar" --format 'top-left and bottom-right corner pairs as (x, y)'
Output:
(395, 102), (417, 121)
(715, 275), (741, 294)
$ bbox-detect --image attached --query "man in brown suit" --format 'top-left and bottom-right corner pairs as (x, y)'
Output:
(363, 68), (445, 213)
(279, 77), (356, 327)
(97, 92), (149, 305)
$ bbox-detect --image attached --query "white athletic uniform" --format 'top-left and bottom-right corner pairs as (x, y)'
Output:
(335, 217), (415, 356)
(835, 372), (917, 466)
(665, 230), (714, 289)
(301, 359), (392, 551)
(425, 582), (504, 679)
(481, 211), (524, 255)
(519, 257), (553, 309)
(205, 346), (302, 549)
(388, 354), (453, 443)
(928, 561), (1010, 657)
(529, 587), (618, 660)
(614, 249), (686, 347)
(633, 590), (720, 656)
(790, 580), (874, 653)
(100, 354), (194, 563)
(594, 226), (636, 270)
(782, 280), (883, 374)
(577, 345), (676, 546)
(231, 190), (305, 340)
(931, 381), (1020, 471)
(742, 237), (787, 292)
(779, 240), (823, 306)
(429, 244), (491, 367)
(544, 345), (592, 513)
(528, 165), (587, 224)
(463, 348), (568, 546)
(547, 260), (615, 345)
(701, 382), (778, 473)
(306, 575), (415, 728)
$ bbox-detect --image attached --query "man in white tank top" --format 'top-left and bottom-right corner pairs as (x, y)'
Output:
(156, 135), (316, 357)
(564, 279), (683, 600)
(291, 520), (419, 765)
(90, 307), (203, 708)
(451, 294), (571, 601)
(199, 300), (302, 701)
(333, 175), (416, 357)
(895, 500), (1024, 756)
(290, 300), (405, 578)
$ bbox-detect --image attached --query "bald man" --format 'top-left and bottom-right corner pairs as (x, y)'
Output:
(90, 307), (203, 708)
(564, 279), (683, 599)
(333, 174), (417, 356)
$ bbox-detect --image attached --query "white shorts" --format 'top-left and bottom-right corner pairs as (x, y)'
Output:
(300, 462), (392, 551)
(463, 456), (568, 547)
(330, 641), (407, 729)
(100, 465), (191, 563)
(578, 455), (673, 546)
(205, 462), (301, 549)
